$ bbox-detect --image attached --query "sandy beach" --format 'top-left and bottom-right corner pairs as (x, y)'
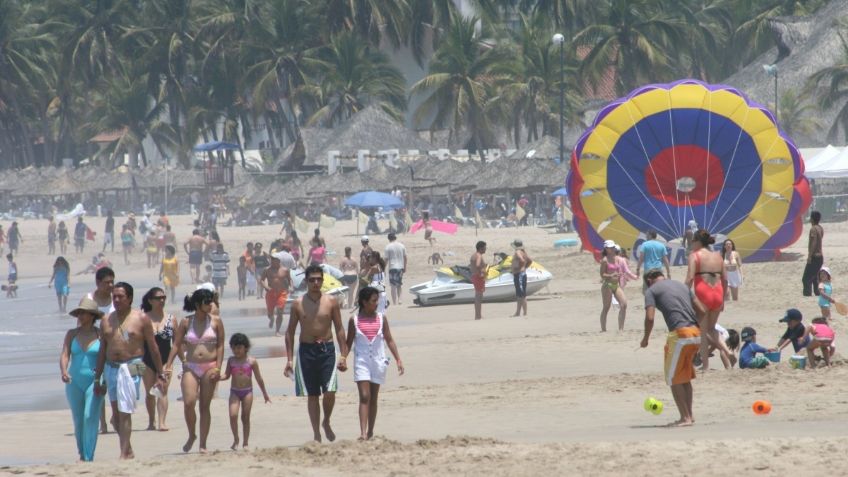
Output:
(2, 214), (848, 476)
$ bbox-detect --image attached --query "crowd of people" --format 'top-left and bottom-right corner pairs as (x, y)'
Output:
(630, 210), (838, 426)
(5, 199), (827, 460)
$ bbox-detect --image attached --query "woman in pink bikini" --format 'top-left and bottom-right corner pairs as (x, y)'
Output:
(345, 286), (404, 440)
(165, 288), (225, 453)
(685, 229), (731, 371)
(598, 240), (636, 332)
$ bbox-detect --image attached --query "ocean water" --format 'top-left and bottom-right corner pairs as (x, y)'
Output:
(0, 275), (286, 414)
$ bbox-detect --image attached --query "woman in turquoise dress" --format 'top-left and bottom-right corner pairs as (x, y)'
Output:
(59, 298), (105, 461)
(48, 256), (71, 313)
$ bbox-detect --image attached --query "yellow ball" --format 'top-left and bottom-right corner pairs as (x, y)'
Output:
(643, 397), (663, 414)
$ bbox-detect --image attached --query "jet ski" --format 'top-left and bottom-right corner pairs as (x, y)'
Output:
(284, 265), (349, 313)
(409, 255), (552, 306)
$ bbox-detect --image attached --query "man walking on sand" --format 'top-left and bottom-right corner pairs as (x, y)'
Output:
(103, 210), (115, 253)
(95, 282), (167, 458)
(640, 270), (701, 427)
(636, 229), (670, 282)
(510, 239), (532, 317)
(802, 210), (824, 297)
(470, 241), (487, 320)
(384, 233), (407, 305)
(284, 265), (348, 442)
(184, 229), (207, 283)
(262, 253), (292, 336)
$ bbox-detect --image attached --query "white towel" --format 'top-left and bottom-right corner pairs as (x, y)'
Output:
(116, 363), (137, 414)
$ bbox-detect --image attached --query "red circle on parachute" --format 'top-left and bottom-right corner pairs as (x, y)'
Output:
(644, 145), (724, 206)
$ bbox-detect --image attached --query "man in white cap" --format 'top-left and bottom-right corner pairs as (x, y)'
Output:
(510, 239), (532, 317)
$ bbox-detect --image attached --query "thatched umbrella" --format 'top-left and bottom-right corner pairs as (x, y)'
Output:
(714, 0), (848, 146)
(274, 128), (335, 170)
(473, 158), (565, 193)
(509, 135), (561, 160)
(307, 106), (433, 167)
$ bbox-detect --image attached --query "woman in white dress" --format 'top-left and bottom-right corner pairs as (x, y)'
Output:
(362, 252), (388, 314)
(721, 239), (743, 301)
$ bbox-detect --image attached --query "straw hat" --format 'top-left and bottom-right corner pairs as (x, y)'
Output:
(69, 297), (104, 319)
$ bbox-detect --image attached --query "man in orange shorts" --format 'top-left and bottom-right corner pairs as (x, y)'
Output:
(641, 270), (701, 427)
(261, 253), (292, 337)
(469, 241), (487, 320)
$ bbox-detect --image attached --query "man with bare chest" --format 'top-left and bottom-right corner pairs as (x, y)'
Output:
(284, 265), (348, 442)
(95, 282), (166, 459)
(262, 254), (291, 336)
(470, 241), (488, 320)
(184, 229), (207, 283)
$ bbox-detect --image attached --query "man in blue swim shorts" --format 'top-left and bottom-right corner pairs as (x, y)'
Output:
(285, 265), (349, 442)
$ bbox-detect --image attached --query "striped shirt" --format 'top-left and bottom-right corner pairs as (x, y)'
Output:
(356, 314), (381, 341)
(210, 252), (230, 278)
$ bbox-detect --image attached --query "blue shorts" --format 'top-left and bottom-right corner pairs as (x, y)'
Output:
(295, 342), (337, 397)
(389, 269), (404, 286)
(105, 357), (143, 402)
(792, 336), (812, 353)
(513, 272), (527, 298)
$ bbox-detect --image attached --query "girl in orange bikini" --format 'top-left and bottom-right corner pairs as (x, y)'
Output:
(685, 229), (732, 371)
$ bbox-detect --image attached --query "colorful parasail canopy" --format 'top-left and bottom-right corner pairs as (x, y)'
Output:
(567, 79), (811, 262)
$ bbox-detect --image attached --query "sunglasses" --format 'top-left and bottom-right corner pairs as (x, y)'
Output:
(307, 277), (324, 283)
(151, 296), (166, 301)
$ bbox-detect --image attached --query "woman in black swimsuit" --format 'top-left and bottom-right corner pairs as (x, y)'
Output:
(141, 287), (177, 431)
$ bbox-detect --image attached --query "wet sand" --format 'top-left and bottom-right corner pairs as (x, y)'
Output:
(2, 214), (847, 475)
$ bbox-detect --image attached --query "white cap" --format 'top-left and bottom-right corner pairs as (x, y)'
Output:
(196, 282), (215, 292)
(361, 235), (369, 242)
(603, 239), (616, 248)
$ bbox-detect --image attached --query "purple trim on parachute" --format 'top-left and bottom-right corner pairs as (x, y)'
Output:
(745, 186), (807, 262)
(568, 78), (811, 262)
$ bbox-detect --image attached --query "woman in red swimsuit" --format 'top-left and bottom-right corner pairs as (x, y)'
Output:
(685, 229), (731, 371)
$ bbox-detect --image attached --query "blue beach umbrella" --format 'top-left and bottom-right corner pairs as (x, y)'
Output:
(193, 141), (240, 152)
(344, 191), (404, 209)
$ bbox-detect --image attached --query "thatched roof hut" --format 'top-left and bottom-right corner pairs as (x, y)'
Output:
(274, 128), (335, 171)
(288, 107), (433, 168)
(509, 135), (562, 160)
(721, 0), (848, 146)
(473, 158), (566, 193)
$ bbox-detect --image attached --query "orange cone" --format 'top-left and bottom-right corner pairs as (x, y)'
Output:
(752, 400), (772, 415)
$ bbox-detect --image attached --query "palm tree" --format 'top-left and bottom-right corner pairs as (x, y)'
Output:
(47, 0), (136, 86)
(241, 0), (322, 145)
(673, 0), (733, 81)
(773, 88), (821, 141)
(316, 0), (411, 49)
(125, 0), (197, 167)
(0, 0), (54, 168)
(410, 15), (515, 158)
(493, 12), (583, 147)
(809, 30), (848, 142)
(407, 0), (455, 65)
(307, 32), (406, 127)
(573, 0), (685, 95)
(84, 70), (171, 168)
(729, 0), (826, 68)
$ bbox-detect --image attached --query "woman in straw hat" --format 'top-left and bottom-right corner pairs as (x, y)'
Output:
(59, 297), (105, 461)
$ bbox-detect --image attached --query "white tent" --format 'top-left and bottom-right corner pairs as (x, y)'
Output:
(802, 145), (842, 173)
(806, 146), (848, 178)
